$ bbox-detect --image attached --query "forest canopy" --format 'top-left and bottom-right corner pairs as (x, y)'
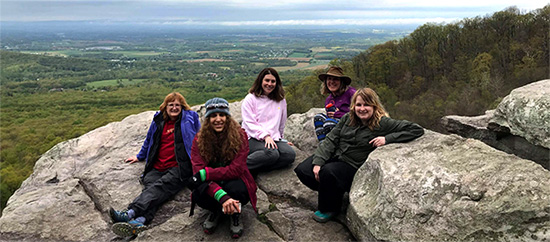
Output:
(288, 6), (549, 130)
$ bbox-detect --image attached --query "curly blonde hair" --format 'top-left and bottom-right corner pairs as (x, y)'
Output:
(197, 114), (243, 164)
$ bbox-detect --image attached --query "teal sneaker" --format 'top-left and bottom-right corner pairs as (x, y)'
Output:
(112, 220), (147, 237)
(312, 210), (336, 223)
(109, 207), (131, 223)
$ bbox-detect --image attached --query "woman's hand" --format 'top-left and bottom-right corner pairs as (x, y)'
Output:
(327, 111), (335, 118)
(369, 136), (386, 147)
(222, 198), (241, 215)
(313, 165), (321, 182)
(264, 135), (278, 149)
(125, 156), (139, 164)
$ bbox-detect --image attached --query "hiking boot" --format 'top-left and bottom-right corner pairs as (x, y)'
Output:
(202, 211), (221, 234)
(312, 210), (336, 223)
(109, 207), (131, 223)
(112, 220), (147, 237)
(229, 213), (243, 239)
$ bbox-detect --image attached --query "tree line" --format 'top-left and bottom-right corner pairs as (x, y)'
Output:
(288, 6), (549, 130)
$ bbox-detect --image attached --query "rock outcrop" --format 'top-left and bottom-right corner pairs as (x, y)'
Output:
(2, 83), (550, 241)
(490, 79), (550, 149)
(0, 106), (353, 242)
(442, 79), (550, 169)
(347, 130), (550, 241)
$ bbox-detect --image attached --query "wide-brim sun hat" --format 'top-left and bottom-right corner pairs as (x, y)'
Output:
(318, 66), (352, 86)
(204, 97), (231, 118)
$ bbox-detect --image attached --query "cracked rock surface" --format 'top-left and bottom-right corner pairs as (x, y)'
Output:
(2, 101), (550, 241)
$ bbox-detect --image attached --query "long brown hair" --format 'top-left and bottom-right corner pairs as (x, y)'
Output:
(249, 67), (285, 102)
(159, 92), (191, 121)
(197, 114), (243, 164)
(349, 88), (389, 129)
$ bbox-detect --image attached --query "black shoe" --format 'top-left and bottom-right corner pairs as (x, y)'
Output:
(202, 211), (221, 234)
(229, 213), (243, 239)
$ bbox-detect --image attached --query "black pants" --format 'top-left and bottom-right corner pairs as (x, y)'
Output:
(128, 166), (185, 223)
(247, 138), (296, 173)
(294, 155), (357, 213)
(192, 179), (250, 213)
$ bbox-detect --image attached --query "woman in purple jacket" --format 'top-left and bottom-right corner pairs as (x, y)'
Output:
(108, 92), (200, 238)
(314, 66), (356, 142)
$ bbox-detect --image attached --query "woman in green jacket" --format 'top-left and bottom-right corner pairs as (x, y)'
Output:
(294, 87), (424, 223)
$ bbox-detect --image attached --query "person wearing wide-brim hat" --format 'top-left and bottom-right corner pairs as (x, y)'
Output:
(313, 66), (357, 142)
(187, 97), (257, 239)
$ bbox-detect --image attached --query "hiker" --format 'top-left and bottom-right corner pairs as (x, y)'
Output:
(241, 67), (295, 176)
(109, 92), (200, 237)
(188, 97), (257, 239)
(295, 88), (424, 223)
(313, 66), (356, 142)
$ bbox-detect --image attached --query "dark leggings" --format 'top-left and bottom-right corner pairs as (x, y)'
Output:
(128, 166), (185, 224)
(247, 138), (296, 173)
(192, 179), (250, 213)
(294, 155), (357, 213)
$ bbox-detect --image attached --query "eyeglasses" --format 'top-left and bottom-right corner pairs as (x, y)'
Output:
(206, 103), (229, 110)
(167, 103), (181, 108)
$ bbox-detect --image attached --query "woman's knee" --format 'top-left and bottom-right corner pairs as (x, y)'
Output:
(318, 166), (338, 182)
(294, 156), (313, 176)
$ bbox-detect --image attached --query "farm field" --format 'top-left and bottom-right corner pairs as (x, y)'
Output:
(86, 79), (148, 88)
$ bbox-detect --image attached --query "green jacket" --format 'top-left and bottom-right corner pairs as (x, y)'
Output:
(312, 113), (424, 169)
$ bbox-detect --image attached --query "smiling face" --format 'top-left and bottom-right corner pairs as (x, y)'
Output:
(354, 95), (374, 123)
(166, 100), (182, 120)
(326, 76), (341, 94)
(261, 74), (277, 96)
(209, 112), (227, 133)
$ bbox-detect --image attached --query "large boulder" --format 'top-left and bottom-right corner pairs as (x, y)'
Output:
(489, 79), (550, 149)
(441, 80), (550, 169)
(347, 130), (550, 241)
(0, 107), (354, 241)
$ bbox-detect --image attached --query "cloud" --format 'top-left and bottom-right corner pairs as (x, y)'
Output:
(1, 0), (547, 23)
(158, 18), (459, 26)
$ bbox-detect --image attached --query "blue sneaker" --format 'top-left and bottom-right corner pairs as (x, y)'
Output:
(109, 207), (131, 223)
(112, 220), (147, 237)
(312, 210), (336, 223)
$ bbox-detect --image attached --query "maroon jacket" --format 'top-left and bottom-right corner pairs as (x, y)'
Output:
(190, 129), (257, 212)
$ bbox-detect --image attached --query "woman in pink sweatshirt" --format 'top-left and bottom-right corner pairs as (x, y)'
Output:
(241, 68), (296, 176)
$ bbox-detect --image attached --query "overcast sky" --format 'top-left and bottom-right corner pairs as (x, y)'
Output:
(1, 0), (548, 26)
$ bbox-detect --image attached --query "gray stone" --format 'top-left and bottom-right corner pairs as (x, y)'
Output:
(442, 83), (550, 169)
(4, 91), (550, 242)
(441, 110), (496, 143)
(137, 207), (282, 241)
(267, 202), (354, 242)
(256, 188), (271, 215)
(284, 108), (324, 153)
(255, 147), (318, 211)
(490, 79), (550, 149)
(0, 106), (349, 242)
(0, 179), (110, 241)
(347, 130), (550, 241)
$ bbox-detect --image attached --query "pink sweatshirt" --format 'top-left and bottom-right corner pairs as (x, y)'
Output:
(241, 93), (287, 140)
